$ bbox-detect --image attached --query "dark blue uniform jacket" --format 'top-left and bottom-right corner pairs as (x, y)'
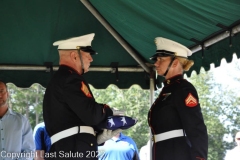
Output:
(43, 65), (113, 160)
(148, 74), (208, 160)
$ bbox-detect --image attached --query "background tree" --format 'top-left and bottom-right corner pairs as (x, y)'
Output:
(7, 83), (45, 128)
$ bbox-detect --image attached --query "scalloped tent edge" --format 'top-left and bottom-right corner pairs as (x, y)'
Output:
(0, 0), (239, 90)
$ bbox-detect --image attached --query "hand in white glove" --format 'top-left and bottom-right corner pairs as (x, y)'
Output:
(112, 108), (125, 115)
(97, 129), (122, 144)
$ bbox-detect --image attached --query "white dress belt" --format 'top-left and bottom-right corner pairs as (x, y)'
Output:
(51, 126), (95, 145)
(154, 129), (184, 143)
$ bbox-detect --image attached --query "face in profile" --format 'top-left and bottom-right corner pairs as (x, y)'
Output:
(154, 57), (172, 76)
(76, 51), (93, 73)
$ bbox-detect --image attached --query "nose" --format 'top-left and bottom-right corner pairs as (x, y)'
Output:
(89, 55), (93, 62)
(154, 61), (159, 67)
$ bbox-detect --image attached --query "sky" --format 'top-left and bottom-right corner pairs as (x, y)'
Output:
(210, 54), (240, 93)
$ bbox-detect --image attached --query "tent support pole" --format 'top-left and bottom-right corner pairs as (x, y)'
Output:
(149, 72), (155, 160)
(190, 24), (240, 53)
(0, 65), (145, 72)
(80, 0), (151, 74)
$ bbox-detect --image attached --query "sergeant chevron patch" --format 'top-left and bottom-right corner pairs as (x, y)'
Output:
(185, 93), (198, 107)
(81, 81), (92, 98)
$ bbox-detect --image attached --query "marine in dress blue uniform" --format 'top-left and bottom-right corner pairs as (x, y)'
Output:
(43, 33), (120, 160)
(148, 37), (208, 160)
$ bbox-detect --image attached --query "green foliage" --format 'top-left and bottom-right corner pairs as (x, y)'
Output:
(7, 83), (45, 129)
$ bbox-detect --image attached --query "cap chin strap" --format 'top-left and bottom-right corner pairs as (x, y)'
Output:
(163, 56), (175, 77)
(77, 49), (85, 75)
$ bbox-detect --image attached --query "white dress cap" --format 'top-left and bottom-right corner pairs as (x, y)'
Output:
(155, 37), (192, 58)
(53, 33), (95, 49)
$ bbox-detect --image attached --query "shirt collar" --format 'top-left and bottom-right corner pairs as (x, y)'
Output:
(112, 133), (126, 141)
(1, 108), (16, 119)
(163, 74), (183, 86)
(5, 108), (16, 115)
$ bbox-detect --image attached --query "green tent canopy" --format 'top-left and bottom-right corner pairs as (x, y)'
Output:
(0, 0), (240, 89)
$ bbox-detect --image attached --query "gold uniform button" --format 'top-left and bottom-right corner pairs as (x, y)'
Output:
(167, 80), (170, 84)
(90, 143), (93, 146)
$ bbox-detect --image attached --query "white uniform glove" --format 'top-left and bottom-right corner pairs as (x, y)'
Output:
(97, 129), (122, 144)
(112, 108), (125, 115)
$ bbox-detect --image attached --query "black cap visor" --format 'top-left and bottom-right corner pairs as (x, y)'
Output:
(149, 50), (175, 61)
(80, 46), (97, 55)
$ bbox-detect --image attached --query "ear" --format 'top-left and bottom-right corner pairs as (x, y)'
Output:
(172, 58), (179, 67)
(6, 90), (9, 99)
(69, 51), (78, 61)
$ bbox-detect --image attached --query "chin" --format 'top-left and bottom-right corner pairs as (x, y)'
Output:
(157, 71), (163, 76)
(84, 69), (89, 73)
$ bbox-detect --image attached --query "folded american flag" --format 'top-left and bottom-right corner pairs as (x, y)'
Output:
(105, 116), (138, 130)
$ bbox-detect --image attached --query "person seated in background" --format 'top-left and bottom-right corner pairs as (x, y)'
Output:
(33, 122), (51, 160)
(98, 132), (139, 160)
(98, 116), (139, 160)
(225, 131), (240, 160)
(0, 80), (35, 160)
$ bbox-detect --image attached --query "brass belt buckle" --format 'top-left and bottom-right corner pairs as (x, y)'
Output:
(152, 135), (155, 143)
